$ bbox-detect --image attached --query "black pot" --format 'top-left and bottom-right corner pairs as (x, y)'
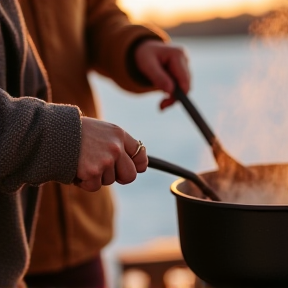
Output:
(170, 163), (288, 288)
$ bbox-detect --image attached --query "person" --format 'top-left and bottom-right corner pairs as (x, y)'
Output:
(0, 1), (148, 287)
(17, 1), (191, 287)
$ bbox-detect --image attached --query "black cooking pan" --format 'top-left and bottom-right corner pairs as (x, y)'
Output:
(148, 155), (288, 287)
(170, 164), (288, 288)
(149, 87), (288, 287)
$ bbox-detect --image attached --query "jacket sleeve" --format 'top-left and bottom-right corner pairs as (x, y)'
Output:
(0, 89), (82, 194)
(85, 0), (170, 93)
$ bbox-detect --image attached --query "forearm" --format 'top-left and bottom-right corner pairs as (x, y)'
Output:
(0, 89), (82, 194)
(85, 0), (169, 92)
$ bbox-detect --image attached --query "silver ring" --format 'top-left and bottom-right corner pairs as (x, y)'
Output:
(131, 140), (145, 159)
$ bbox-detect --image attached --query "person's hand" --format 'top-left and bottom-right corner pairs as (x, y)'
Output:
(75, 117), (148, 192)
(134, 40), (191, 110)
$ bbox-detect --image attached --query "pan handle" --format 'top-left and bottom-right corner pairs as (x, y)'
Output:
(148, 156), (221, 201)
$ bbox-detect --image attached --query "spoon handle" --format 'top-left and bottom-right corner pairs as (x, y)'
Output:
(174, 85), (216, 147)
(148, 156), (220, 201)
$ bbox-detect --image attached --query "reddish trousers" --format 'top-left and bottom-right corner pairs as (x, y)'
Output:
(24, 255), (106, 288)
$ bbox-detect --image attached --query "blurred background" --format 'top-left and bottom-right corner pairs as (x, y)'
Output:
(88, 0), (288, 287)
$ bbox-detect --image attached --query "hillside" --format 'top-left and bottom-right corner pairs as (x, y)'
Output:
(163, 13), (265, 37)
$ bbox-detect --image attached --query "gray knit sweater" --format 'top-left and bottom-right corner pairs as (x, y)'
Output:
(0, 1), (82, 286)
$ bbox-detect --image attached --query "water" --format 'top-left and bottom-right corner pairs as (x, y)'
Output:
(88, 35), (288, 286)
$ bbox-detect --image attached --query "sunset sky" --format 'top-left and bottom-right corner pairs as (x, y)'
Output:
(118, 0), (286, 27)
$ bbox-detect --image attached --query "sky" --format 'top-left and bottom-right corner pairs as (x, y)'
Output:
(117, 0), (286, 27)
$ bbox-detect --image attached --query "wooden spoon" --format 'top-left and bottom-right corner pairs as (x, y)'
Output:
(173, 85), (254, 182)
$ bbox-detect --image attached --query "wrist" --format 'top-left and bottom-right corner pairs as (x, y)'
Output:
(126, 37), (162, 86)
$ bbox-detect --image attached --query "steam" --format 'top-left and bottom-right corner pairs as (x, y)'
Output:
(250, 8), (288, 38)
(185, 163), (288, 205)
(184, 9), (288, 205)
(215, 165), (288, 205)
(216, 8), (288, 166)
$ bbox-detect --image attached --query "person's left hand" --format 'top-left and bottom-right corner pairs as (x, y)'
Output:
(134, 40), (191, 110)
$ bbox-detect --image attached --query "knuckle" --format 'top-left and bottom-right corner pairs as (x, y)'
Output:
(172, 47), (189, 61)
(109, 142), (122, 158)
(87, 166), (101, 178)
(111, 124), (125, 137)
(102, 157), (115, 169)
(179, 47), (188, 57)
(170, 46), (184, 56)
(176, 46), (185, 54)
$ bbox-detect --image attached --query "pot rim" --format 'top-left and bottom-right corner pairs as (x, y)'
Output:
(170, 178), (288, 211)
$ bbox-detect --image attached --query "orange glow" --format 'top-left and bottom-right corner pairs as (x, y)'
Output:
(117, 0), (287, 28)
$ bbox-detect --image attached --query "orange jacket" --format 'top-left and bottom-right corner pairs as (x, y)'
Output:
(20, 0), (169, 273)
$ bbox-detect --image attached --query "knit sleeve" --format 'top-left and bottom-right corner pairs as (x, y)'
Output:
(0, 89), (82, 194)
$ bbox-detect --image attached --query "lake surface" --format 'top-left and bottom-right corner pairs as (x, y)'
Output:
(88, 35), (288, 286)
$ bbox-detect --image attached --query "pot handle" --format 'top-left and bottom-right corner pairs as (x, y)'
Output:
(148, 156), (220, 201)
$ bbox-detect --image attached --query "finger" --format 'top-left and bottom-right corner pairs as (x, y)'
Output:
(122, 133), (148, 175)
(159, 97), (176, 110)
(132, 146), (148, 173)
(123, 133), (142, 159)
(115, 152), (137, 184)
(167, 53), (191, 94)
(142, 56), (174, 94)
(101, 166), (116, 186)
(127, 138), (148, 172)
(76, 178), (102, 192)
(113, 131), (138, 184)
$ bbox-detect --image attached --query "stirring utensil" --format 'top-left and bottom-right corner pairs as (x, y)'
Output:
(173, 85), (254, 181)
(148, 155), (221, 201)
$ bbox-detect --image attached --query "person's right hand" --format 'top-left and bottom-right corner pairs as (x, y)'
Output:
(75, 117), (148, 192)
(134, 40), (191, 110)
